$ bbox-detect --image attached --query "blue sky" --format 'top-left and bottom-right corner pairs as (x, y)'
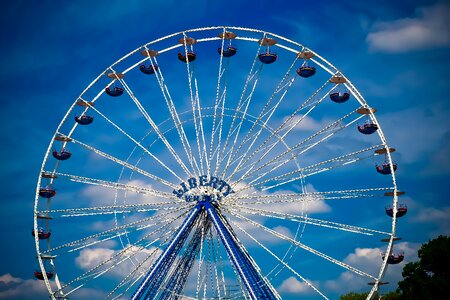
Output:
(1, 0), (449, 299)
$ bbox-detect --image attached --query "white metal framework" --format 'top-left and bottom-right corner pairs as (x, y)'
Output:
(34, 26), (402, 300)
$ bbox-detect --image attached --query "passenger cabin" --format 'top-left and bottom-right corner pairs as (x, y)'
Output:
(258, 52), (277, 64)
(105, 86), (124, 97)
(358, 122), (378, 134)
(34, 271), (54, 280)
(385, 204), (408, 218)
(329, 76), (350, 103)
(376, 163), (397, 175)
(218, 46), (237, 57)
(382, 252), (405, 264)
(330, 91), (350, 103)
(75, 115), (94, 125)
(258, 37), (277, 64)
(32, 228), (51, 240)
(52, 150), (71, 161)
(178, 52), (196, 63)
(39, 187), (56, 198)
(296, 65), (316, 78)
(140, 64), (159, 74)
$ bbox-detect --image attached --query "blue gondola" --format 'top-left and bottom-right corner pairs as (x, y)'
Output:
(75, 115), (94, 125)
(330, 91), (350, 103)
(218, 46), (237, 57)
(32, 228), (51, 240)
(296, 66), (316, 78)
(178, 52), (196, 63)
(39, 187), (56, 198)
(52, 150), (71, 161)
(258, 52), (277, 64)
(105, 86), (124, 97)
(382, 253), (404, 264)
(385, 204), (408, 218)
(376, 163), (397, 174)
(140, 64), (159, 75)
(358, 123), (378, 134)
(34, 271), (54, 280)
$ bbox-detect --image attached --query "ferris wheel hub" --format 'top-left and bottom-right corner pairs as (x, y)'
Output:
(172, 175), (234, 203)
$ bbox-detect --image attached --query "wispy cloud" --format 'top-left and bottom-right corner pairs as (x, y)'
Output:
(75, 246), (162, 279)
(0, 274), (21, 284)
(0, 273), (106, 300)
(413, 206), (450, 236)
(366, 2), (450, 53)
(377, 105), (450, 167)
(277, 276), (318, 294)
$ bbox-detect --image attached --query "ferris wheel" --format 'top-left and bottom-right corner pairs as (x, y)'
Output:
(33, 26), (407, 300)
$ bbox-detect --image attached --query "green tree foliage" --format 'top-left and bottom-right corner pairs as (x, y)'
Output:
(397, 235), (450, 299)
(340, 292), (370, 300)
(380, 291), (401, 299)
(339, 291), (399, 300)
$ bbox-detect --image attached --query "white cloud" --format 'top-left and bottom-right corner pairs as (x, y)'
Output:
(0, 273), (21, 284)
(377, 105), (450, 165)
(76, 247), (115, 270)
(324, 242), (420, 294)
(277, 276), (318, 294)
(0, 273), (106, 300)
(283, 114), (322, 132)
(413, 206), (450, 236)
(415, 206), (450, 223)
(231, 182), (331, 215)
(75, 246), (162, 279)
(266, 183), (331, 215)
(80, 179), (160, 206)
(367, 3), (450, 52)
(0, 276), (54, 299)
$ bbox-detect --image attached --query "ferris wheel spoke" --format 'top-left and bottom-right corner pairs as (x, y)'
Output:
(236, 110), (360, 188)
(39, 202), (184, 218)
(219, 71), (261, 179)
(227, 210), (377, 280)
(54, 225), (176, 298)
(57, 208), (192, 296)
(59, 134), (178, 189)
(230, 82), (334, 182)
(51, 172), (178, 201)
(106, 215), (191, 300)
(209, 226), (226, 298)
(76, 99), (185, 182)
(225, 57), (300, 182)
(209, 30), (230, 177)
(43, 206), (191, 256)
(148, 52), (201, 176)
(65, 226), (175, 299)
(108, 220), (196, 300)
(248, 144), (382, 191)
(180, 33), (209, 176)
(234, 112), (364, 191)
(195, 77), (209, 175)
(215, 227), (229, 298)
(114, 73), (193, 177)
(212, 88), (228, 178)
(226, 204), (391, 236)
(217, 38), (264, 177)
(228, 186), (394, 205)
(195, 214), (207, 298)
(228, 217), (328, 299)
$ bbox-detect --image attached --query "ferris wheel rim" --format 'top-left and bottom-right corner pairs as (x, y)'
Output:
(33, 25), (400, 300)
